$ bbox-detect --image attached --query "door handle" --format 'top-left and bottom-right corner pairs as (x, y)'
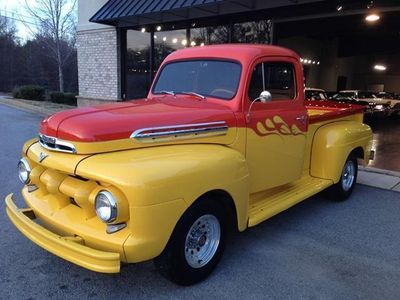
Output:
(296, 115), (307, 124)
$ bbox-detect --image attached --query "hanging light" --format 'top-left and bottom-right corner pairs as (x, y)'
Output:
(190, 41), (196, 46)
(141, 28), (146, 33)
(181, 39), (187, 46)
(172, 38), (178, 43)
(162, 37), (167, 42)
(156, 26), (162, 31)
(374, 64), (386, 71)
(365, 14), (380, 22)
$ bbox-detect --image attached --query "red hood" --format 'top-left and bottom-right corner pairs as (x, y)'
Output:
(40, 97), (237, 142)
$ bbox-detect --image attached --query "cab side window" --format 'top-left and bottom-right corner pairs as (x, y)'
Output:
(248, 62), (296, 101)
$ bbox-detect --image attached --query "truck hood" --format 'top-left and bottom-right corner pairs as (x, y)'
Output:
(39, 97), (237, 154)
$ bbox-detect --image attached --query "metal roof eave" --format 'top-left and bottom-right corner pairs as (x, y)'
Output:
(90, 0), (325, 28)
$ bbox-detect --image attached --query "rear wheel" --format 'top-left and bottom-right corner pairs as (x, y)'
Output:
(329, 154), (358, 201)
(154, 199), (227, 286)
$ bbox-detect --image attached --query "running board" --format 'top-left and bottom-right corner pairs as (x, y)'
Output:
(248, 176), (333, 227)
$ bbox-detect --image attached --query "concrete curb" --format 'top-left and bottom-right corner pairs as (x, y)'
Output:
(1, 96), (399, 193)
(0, 97), (74, 116)
(358, 167), (400, 192)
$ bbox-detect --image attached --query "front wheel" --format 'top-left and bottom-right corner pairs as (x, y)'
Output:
(329, 155), (358, 201)
(154, 199), (226, 286)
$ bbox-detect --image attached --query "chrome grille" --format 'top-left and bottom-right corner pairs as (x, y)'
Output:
(38, 134), (77, 154)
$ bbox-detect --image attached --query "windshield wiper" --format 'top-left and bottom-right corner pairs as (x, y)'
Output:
(177, 91), (206, 100)
(157, 90), (176, 96)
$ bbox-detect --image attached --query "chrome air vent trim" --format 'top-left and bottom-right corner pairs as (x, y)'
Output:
(131, 121), (228, 143)
(38, 134), (77, 154)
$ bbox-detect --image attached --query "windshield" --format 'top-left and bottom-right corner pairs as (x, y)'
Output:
(305, 90), (327, 100)
(336, 92), (356, 99)
(358, 92), (376, 99)
(153, 60), (242, 100)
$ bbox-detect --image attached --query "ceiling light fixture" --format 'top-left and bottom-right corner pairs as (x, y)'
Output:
(336, 5), (343, 11)
(156, 26), (162, 31)
(374, 64), (386, 71)
(365, 14), (380, 22)
(141, 28), (146, 33)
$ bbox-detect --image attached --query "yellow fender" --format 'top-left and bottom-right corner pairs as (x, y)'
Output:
(75, 144), (250, 262)
(310, 121), (373, 183)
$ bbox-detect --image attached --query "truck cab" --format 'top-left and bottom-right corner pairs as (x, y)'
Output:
(6, 45), (373, 285)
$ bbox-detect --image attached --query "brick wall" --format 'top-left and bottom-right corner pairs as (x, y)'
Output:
(76, 28), (120, 105)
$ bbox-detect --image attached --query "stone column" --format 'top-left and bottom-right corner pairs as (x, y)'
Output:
(76, 0), (121, 107)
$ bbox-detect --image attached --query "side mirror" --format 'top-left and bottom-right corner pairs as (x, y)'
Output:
(259, 90), (272, 103)
(246, 90), (272, 122)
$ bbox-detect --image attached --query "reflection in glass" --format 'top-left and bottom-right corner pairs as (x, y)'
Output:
(153, 60), (242, 100)
(191, 26), (229, 46)
(126, 30), (151, 99)
(154, 30), (186, 71)
(234, 20), (272, 44)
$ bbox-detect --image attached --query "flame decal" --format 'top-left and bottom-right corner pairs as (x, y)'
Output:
(256, 116), (305, 136)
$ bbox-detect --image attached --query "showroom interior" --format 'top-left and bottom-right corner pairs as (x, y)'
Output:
(78, 0), (400, 172)
(87, 0), (400, 99)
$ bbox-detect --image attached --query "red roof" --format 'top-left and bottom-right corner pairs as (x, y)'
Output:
(164, 44), (300, 65)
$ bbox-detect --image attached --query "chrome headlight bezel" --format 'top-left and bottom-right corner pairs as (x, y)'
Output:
(94, 190), (118, 223)
(18, 157), (31, 184)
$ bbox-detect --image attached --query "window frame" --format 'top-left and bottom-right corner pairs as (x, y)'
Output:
(247, 61), (297, 102)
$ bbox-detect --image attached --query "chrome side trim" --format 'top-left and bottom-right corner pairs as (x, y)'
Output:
(38, 134), (77, 154)
(131, 121), (228, 143)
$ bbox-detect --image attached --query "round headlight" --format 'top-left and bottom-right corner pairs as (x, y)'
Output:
(18, 158), (31, 184)
(95, 191), (117, 223)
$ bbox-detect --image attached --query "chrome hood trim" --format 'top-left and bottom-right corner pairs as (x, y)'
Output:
(130, 121), (228, 143)
(38, 134), (77, 154)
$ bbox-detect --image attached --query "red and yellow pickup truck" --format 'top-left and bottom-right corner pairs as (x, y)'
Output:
(5, 45), (373, 285)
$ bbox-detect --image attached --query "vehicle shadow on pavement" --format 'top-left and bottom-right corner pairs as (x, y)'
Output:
(5, 186), (400, 299)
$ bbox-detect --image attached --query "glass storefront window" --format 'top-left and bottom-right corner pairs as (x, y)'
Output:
(233, 20), (272, 44)
(124, 20), (272, 100)
(126, 30), (151, 99)
(190, 26), (229, 46)
(154, 29), (186, 71)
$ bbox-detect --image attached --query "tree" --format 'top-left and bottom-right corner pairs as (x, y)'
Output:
(0, 14), (19, 91)
(24, 0), (76, 92)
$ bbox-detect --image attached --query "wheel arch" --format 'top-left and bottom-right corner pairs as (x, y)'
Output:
(193, 189), (240, 233)
(310, 121), (372, 183)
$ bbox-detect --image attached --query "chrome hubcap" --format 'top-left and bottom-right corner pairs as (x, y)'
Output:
(342, 160), (355, 191)
(184, 214), (220, 268)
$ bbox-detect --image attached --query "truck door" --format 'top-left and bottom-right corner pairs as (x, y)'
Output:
(245, 57), (307, 193)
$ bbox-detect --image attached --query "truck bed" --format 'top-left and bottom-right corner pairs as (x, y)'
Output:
(305, 100), (365, 124)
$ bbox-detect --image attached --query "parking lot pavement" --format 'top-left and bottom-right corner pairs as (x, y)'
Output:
(2, 104), (400, 299)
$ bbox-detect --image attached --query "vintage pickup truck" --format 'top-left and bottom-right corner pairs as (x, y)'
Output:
(6, 45), (373, 285)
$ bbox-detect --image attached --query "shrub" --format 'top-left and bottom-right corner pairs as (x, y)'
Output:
(13, 85), (45, 101)
(12, 87), (21, 98)
(50, 91), (77, 106)
(49, 91), (64, 103)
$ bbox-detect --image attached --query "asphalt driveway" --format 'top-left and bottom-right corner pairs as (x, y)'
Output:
(1, 104), (400, 299)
